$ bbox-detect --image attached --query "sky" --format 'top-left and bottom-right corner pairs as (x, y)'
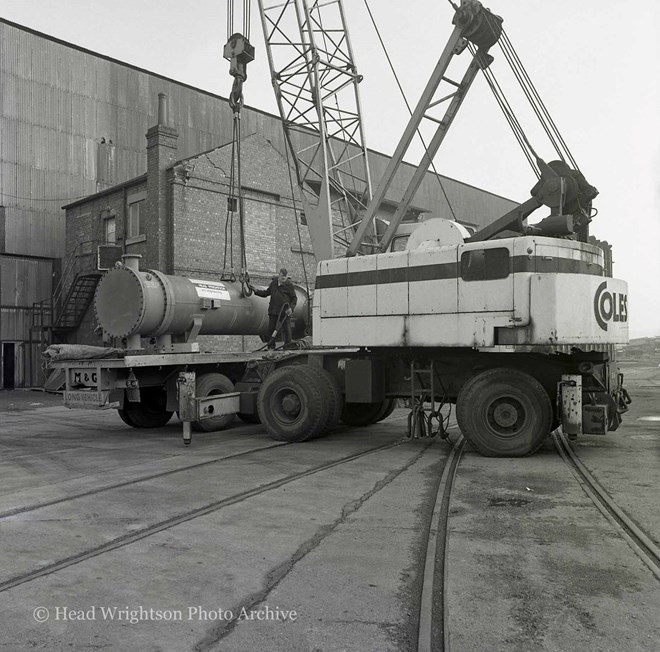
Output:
(2, 0), (659, 339)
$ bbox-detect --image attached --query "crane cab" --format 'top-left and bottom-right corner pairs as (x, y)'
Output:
(313, 231), (628, 350)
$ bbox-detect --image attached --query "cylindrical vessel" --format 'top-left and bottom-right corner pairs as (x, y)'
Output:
(94, 261), (309, 340)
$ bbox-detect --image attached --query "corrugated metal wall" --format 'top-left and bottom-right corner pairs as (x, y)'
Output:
(0, 256), (53, 314)
(0, 18), (517, 261)
(0, 256), (52, 387)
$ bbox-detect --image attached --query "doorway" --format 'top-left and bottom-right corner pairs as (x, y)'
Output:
(2, 342), (15, 389)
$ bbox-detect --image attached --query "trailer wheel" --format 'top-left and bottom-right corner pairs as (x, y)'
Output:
(258, 366), (329, 442)
(457, 368), (552, 457)
(191, 373), (236, 432)
(120, 388), (173, 428)
(376, 398), (397, 422)
(309, 368), (343, 437)
(341, 400), (389, 427)
(238, 411), (261, 424)
(117, 408), (138, 428)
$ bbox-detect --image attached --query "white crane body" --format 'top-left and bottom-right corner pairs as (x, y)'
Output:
(313, 235), (628, 349)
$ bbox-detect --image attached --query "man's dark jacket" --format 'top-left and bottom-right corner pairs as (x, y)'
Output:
(254, 278), (297, 316)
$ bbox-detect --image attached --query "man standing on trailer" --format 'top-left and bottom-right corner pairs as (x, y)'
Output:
(252, 268), (297, 348)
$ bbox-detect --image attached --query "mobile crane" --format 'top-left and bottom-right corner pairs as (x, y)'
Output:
(49, 0), (630, 456)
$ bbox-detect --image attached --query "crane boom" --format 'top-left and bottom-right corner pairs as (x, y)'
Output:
(257, 0), (376, 260)
(346, 1), (502, 256)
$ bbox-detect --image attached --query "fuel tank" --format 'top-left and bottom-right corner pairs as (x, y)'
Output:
(94, 255), (309, 340)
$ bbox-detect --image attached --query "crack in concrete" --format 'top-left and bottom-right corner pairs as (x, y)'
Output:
(192, 441), (435, 651)
(326, 618), (399, 626)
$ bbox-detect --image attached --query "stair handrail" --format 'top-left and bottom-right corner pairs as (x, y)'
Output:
(52, 239), (100, 316)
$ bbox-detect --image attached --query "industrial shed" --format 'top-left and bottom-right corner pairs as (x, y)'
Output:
(0, 18), (518, 386)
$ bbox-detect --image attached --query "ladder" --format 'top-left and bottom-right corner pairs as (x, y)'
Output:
(408, 359), (449, 439)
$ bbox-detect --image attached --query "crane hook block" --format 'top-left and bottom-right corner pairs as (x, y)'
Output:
(223, 33), (255, 82)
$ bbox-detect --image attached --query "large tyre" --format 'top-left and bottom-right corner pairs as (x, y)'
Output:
(456, 368), (552, 457)
(340, 399), (391, 427)
(117, 408), (138, 428)
(191, 373), (236, 433)
(258, 366), (330, 442)
(375, 398), (397, 423)
(121, 387), (173, 428)
(308, 368), (343, 437)
(238, 411), (261, 424)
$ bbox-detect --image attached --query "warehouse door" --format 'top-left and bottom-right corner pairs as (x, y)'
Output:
(2, 342), (15, 389)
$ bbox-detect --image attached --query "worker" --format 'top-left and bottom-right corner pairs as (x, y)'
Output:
(252, 268), (297, 348)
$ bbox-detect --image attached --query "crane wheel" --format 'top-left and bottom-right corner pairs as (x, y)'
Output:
(257, 365), (330, 442)
(191, 373), (236, 432)
(340, 399), (392, 427)
(456, 368), (552, 457)
(118, 387), (173, 428)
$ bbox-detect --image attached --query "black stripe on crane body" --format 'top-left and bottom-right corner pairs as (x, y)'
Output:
(315, 256), (604, 290)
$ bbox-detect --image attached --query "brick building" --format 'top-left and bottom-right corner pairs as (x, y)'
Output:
(62, 97), (320, 352)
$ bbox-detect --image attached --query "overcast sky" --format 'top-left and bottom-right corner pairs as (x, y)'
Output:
(2, 0), (659, 338)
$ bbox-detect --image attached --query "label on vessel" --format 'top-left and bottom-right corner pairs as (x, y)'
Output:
(190, 279), (231, 301)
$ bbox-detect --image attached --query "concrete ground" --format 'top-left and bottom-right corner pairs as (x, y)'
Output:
(0, 360), (658, 651)
(0, 388), (63, 412)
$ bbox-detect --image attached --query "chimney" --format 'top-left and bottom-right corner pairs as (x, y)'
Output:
(146, 92), (178, 271)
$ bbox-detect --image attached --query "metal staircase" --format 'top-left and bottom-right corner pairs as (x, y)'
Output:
(30, 240), (102, 349)
(29, 239), (104, 389)
(53, 272), (102, 330)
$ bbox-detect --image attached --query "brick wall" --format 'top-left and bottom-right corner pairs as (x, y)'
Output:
(146, 123), (178, 272)
(170, 135), (316, 281)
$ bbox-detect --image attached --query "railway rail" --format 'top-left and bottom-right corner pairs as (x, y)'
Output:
(0, 427), (413, 594)
(417, 433), (465, 652)
(553, 430), (660, 581)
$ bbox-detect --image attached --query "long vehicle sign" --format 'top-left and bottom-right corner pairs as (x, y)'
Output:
(65, 390), (116, 409)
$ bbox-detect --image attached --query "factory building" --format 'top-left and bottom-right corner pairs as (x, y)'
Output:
(0, 18), (518, 387)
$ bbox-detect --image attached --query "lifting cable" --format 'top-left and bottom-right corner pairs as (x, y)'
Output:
(497, 26), (579, 169)
(478, 9), (582, 176)
(227, 0), (251, 40)
(362, 0), (458, 222)
(467, 41), (541, 177)
(224, 2), (254, 294)
(281, 127), (312, 331)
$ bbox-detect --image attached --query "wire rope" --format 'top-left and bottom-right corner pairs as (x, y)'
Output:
(362, 0), (458, 221)
(467, 42), (540, 176)
(281, 129), (312, 330)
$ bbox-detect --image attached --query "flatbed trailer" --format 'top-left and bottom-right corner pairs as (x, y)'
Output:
(50, 347), (357, 445)
(49, 337), (630, 456)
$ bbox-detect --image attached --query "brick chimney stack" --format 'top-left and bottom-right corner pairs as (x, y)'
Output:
(146, 92), (178, 271)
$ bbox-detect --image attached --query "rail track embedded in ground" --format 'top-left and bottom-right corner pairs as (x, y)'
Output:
(417, 433), (465, 652)
(0, 436), (284, 519)
(0, 436), (409, 594)
(553, 430), (660, 581)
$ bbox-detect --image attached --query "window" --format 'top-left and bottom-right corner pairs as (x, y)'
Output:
(461, 247), (510, 281)
(104, 216), (116, 245)
(390, 235), (410, 252)
(128, 200), (143, 238)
